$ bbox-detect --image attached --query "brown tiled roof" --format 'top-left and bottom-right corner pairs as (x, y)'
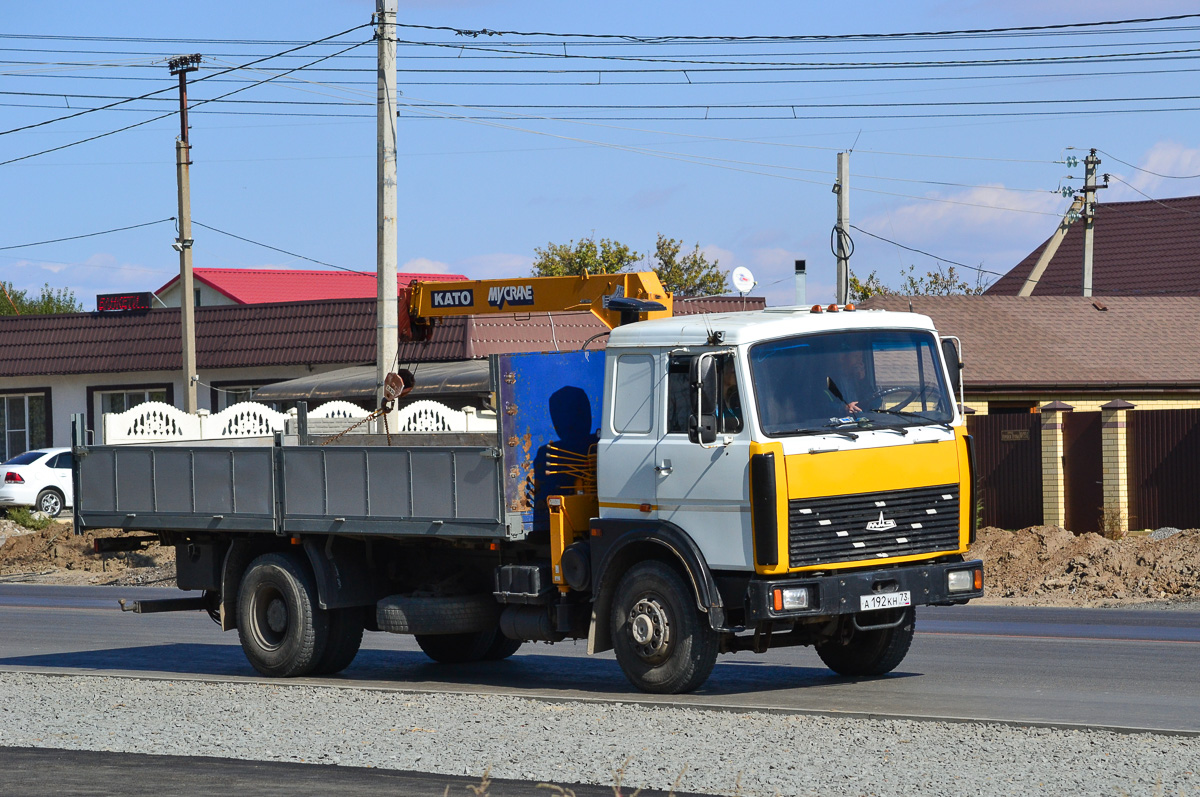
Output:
(0, 294), (767, 377)
(987, 195), (1200, 296)
(859, 295), (1200, 392)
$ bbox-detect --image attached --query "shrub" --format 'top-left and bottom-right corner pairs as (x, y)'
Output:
(7, 507), (52, 531)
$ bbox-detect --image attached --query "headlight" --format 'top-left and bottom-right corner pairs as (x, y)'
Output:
(772, 586), (810, 611)
(948, 569), (982, 592)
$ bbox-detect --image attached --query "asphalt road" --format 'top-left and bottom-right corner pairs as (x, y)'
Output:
(1, 584), (1198, 734)
(0, 747), (687, 797)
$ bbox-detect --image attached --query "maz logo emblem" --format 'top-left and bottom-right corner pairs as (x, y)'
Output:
(865, 511), (897, 532)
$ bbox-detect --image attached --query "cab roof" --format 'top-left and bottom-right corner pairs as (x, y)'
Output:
(607, 305), (939, 349)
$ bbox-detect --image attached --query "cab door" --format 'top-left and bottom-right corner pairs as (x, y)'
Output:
(654, 353), (754, 571)
(597, 351), (660, 520)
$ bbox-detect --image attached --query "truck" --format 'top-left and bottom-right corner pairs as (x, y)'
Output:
(72, 271), (983, 694)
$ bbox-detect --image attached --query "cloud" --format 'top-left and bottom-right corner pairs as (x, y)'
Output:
(1105, 141), (1200, 201)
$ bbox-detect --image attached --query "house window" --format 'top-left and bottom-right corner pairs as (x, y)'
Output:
(99, 388), (168, 415)
(0, 393), (49, 462)
(219, 386), (257, 410)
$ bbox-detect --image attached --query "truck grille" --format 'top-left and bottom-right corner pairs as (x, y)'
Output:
(788, 484), (960, 567)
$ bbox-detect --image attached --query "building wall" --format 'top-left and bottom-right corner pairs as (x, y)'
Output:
(155, 282), (239, 308)
(964, 393), (1200, 416)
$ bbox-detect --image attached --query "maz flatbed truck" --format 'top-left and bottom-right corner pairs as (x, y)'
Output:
(72, 272), (983, 694)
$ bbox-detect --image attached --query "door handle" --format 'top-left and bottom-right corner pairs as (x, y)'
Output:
(655, 460), (673, 475)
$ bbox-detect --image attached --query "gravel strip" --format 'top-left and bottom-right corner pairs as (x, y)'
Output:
(0, 672), (1196, 796)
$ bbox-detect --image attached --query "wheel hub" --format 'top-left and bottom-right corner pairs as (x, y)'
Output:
(627, 598), (670, 660)
(266, 598), (288, 634)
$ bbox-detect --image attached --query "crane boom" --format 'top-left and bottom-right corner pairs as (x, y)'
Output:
(402, 271), (672, 340)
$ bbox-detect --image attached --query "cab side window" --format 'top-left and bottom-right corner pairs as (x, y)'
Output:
(667, 354), (742, 435)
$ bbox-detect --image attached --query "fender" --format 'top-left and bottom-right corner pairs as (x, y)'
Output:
(586, 518), (726, 654)
(217, 538), (269, 632)
(301, 536), (375, 610)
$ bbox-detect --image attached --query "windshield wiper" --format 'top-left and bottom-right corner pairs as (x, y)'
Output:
(867, 408), (952, 430)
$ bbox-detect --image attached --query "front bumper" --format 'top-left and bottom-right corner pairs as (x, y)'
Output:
(744, 559), (983, 624)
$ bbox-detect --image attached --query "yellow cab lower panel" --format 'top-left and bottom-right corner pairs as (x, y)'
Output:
(750, 428), (972, 577)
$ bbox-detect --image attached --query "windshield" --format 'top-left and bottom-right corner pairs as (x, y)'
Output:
(749, 329), (953, 437)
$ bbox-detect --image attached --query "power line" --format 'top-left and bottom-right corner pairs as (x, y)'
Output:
(191, 221), (364, 273)
(0, 217), (175, 251)
(1105, 175), (1200, 216)
(0, 23), (370, 139)
(1098, 149), (1200, 179)
(847, 224), (1008, 278)
(393, 13), (1200, 42)
(0, 35), (371, 167)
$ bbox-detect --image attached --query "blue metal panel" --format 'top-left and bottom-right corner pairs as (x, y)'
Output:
(499, 350), (606, 533)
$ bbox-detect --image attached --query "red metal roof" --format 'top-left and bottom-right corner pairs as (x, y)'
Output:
(155, 268), (467, 304)
(987, 195), (1200, 296)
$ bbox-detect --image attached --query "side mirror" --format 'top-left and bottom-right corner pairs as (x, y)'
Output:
(940, 338), (963, 397)
(687, 354), (718, 445)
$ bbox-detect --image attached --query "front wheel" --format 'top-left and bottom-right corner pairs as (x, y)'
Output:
(236, 552), (329, 677)
(610, 561), (718, 694)
(815, 607), (915, 677)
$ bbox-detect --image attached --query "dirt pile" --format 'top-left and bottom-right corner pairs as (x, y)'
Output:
(969, 525), (1200, 606)
(0, 521), (174, 586)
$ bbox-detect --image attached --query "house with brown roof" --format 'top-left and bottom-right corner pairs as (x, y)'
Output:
(0, 294), (761, 461)
(986, 195), (1200, 297)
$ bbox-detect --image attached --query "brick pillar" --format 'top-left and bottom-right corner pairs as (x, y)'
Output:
(1100, 399), (1135, 535)
(1040, 401), (1073, 527)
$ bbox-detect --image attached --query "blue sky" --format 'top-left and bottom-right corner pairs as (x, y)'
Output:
(3, 1), (1200, 309)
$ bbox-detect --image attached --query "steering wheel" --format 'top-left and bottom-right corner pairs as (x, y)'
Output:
(867, 385), (923, 412)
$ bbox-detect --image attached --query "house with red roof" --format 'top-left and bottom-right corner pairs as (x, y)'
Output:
(154, 268), (467, 307)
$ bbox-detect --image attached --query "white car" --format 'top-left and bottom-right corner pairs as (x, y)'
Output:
(0, 447), (74, 518)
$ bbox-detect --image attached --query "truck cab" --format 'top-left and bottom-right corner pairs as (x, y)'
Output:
(589, 304), (982, 691)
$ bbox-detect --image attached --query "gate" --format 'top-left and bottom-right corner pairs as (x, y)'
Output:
(1127, 409), (1200, 530)
(1063, 411), (1103, 534)
(966, 413), (1043, 530)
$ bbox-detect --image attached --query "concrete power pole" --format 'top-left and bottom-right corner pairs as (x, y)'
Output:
(169, 54), (202, 414)
(1081, 149), (1103, 298)
(376, 0), (399, 427)
(834, 152), (850, 304)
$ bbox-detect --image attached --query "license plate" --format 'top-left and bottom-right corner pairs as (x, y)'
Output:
(860, 591), (911, 611)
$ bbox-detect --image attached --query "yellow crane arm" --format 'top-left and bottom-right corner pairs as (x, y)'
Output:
(403, 271), (672, 339)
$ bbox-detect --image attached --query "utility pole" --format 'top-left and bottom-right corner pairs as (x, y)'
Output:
(834, 152), (850, 304)
(169, 54), (201, 414)
(376, 0), (399, 428)
(1081, 149), (1103, 298)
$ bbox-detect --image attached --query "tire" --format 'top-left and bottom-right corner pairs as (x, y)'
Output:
(36, 488), (64, 518)
(236, 552), (329, 678)
(815, 607), (916, 677)
(482, 631), (523, 661)
(376, 594), (499, 635)
(415, 629), (499, 664)
(610, 561), (718, 695)
(312, 606), (365, 675)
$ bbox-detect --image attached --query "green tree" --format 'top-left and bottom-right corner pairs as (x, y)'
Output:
(531, 237), (640, 277)
(849, 264), (987, 302)
(531, 234), (729, 297)
(0, 281), (82, 316)
(650, 234), (728, 297)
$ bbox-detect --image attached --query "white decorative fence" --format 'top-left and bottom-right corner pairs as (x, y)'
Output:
(102, 400), (496, 444)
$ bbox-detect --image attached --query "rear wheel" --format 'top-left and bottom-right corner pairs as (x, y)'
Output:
(237, 552), (329, 677)
(36, 488), (64, 517)
(815, 607), (915, 677)
(312, 606), (365, 675)
(610, 561), (718, 694)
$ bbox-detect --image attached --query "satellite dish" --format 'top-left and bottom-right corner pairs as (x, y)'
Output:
(731, 266), (755, 295)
